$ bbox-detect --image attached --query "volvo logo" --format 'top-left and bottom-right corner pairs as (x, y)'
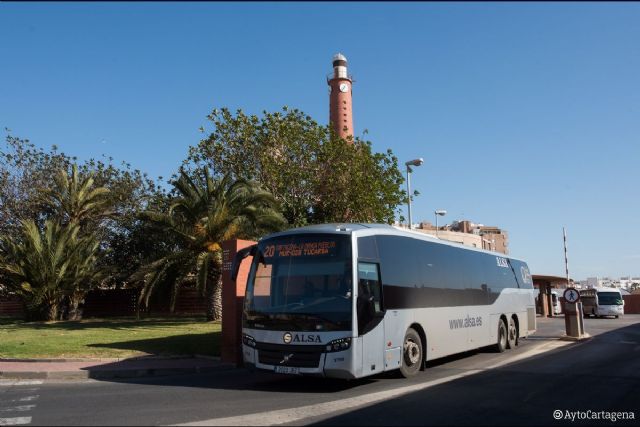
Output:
(280, 353), (294, 364)
(283, 332), (292, 344)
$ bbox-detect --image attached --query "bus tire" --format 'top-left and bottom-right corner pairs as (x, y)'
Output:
(507, 317), (518, 349)
(494, 319), (507, 353)
(400, 328), (422, 378)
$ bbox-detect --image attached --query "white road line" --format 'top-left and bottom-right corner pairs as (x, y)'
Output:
(175, 370), (484, 426)
(0, 417), (32, 426)
(0, 406), (36, 413)
(175, 340), (576, 427)
(484, 340), (571, 369)
(16, 397), (37, 403)
(0, 381), (42, 387)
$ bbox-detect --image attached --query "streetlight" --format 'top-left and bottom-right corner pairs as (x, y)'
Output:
(405, 158), (424, 229)
(434, 210), (447, 237)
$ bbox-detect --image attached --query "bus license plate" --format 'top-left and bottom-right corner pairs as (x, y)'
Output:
(274, 366), (300, 375)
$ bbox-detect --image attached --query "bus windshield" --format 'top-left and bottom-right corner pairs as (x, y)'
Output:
(597, 292), (623, 306)
(244, 233), (352, 331)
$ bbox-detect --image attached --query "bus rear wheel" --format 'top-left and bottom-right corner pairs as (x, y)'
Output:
(494, 319), (507, 353)
(507, 317), (518, 349)
(400, 328), (422, 378)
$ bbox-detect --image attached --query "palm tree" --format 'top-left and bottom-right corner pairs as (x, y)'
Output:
(42, 164), (112, 227)
(134, 169), (286, 321)
(41, 164), (110, 319)
(0, 220), (101, 320)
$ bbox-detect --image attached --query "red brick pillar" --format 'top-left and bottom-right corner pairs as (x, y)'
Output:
(221, 239), (256, 366)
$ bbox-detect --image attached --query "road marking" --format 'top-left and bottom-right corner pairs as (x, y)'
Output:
(0, 381), (42, 387)
(16, 397), (37, 403)
(484, 340), (571, 369)
(175, 369), (484, 426)
(0, 417), (32, 426)
(0, 406), (36, 413)
(175, 340), (576, 427)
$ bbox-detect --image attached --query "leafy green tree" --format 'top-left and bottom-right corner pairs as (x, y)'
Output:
(187, 107), (406, 227)
(0, 133), (164, 290)
(134, 169), (286, 321)
(0, 220), (100, 321)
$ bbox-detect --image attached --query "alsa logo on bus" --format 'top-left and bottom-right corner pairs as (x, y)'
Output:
(283, 332), (322, 344)
(496, 257), (509, 268)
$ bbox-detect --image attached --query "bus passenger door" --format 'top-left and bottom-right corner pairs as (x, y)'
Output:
(357, 262), (385, 376)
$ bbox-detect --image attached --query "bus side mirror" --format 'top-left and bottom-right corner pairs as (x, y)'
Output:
(231, 244), (257, 282)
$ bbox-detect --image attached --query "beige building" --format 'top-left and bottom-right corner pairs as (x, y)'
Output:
(412, 219), (509, 254)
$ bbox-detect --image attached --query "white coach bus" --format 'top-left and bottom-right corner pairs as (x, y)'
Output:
(233, 224), (536, 379)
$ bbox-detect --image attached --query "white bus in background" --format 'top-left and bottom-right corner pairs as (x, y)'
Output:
(550, 290), (562, 315)
(234, 223), (537, 379)
(580, 287), (625, 318)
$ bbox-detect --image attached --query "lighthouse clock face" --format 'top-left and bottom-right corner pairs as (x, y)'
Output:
(339, 83), (349, 93)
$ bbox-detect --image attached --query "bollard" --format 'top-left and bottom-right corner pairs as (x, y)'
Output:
(564, 301), (585, 338)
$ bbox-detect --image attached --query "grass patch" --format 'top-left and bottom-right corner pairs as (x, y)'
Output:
(0, 317), (221, 359)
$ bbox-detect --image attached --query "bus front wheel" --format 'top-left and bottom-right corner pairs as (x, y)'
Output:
(400, 328), (422, 378)
(494, 319), (507, 353)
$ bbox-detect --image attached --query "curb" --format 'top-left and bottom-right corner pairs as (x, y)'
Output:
(0, 363), (236, 380)
(0, 358), (121, 363)
(0, 355), (222, 363)
(559, 333), (592, 342)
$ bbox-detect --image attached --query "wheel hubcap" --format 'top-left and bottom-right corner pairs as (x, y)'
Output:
(404, 339), (420, 365)
(509, 323), (516, 342)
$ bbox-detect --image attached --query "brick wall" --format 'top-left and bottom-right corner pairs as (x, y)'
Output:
(0, 295), (25, 318)
(0, 285), (211, 320)
(83, 288), (139, 317)
(623, 295), (640, 314)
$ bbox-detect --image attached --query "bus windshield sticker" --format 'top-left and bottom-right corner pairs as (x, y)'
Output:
(520, 266), (532, 284)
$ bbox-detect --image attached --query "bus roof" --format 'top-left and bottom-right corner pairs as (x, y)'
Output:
(581, 287), (622, 293)
(259, 223), (526, 263)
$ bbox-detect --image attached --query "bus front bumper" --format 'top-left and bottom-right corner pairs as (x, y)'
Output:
(242, 344), (356, 379)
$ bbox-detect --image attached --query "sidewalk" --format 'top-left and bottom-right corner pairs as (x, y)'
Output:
(0, 355), (235, 380)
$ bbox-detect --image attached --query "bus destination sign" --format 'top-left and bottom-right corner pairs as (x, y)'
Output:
(263, 240), (337, 258)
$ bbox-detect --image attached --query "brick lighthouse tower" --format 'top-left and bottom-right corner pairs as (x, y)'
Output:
(328, 53), (354, 142)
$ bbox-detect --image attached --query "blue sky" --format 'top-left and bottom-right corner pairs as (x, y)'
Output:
(1, 2), (639, 279)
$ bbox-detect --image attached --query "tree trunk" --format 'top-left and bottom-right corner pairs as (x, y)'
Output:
(206, 269), (223, 321)
(206, 253), (223, 322)
(67, 292), (84, 321)
(46, 302), (59, 321)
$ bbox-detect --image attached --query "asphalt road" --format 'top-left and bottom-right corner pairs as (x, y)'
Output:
(1, 316), (639, 426)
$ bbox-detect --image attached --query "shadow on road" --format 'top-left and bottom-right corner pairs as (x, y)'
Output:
(310, 324), (640, 426)
(83, 322), (640, 410)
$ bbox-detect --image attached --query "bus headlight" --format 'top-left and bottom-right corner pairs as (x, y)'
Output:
(326, 337), (351, 353)
(242, 334), (256, 348)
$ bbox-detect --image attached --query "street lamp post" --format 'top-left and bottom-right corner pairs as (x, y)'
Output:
(405, 158), (424, 229)
(434, 209), (447, 238)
